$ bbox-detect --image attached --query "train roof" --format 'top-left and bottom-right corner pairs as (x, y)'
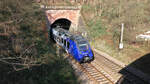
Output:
(70, 35), (88, 44)
(52, 28), (72, 38)
(52, 28), (88, 44)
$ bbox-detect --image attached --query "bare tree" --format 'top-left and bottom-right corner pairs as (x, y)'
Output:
(0, 43), (41, 71)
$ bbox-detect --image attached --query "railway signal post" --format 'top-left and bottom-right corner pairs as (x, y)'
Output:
(119, 23), (124, 49)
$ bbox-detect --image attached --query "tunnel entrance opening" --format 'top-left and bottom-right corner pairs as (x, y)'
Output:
(50, 18), (71, 41)
(51, 18), (71, 30)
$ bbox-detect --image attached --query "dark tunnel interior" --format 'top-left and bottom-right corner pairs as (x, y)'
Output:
(51, 18), (71, 30)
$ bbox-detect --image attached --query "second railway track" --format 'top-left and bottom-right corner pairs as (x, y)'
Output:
(59, 44), (149, 84)
(67, 54), (115, 84)
(67, 50), (149, 84)
(93, 50), (149, 84)
(81, 63), (114, 84)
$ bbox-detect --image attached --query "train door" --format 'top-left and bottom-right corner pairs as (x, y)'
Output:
(70, 42), (77, 60)
(65, 41), (70, 53)
(73, 43), (78, 60)
(70, 42), (74, 55)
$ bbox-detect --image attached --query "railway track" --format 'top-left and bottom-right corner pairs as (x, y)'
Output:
(80, 63), (114, 84)
(58, 45), (148, 84)
(93, 50), (149, 84)
(66, 50), (149, 84)
(67, 54), (114, 84)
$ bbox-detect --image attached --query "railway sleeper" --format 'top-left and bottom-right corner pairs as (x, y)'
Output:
(99, 81), (110, 84)
(96, 79), (109, 83)
(87, 70), (97, 73)
(86, 68), (95, 71)
(93, 75), (103, 79)
(90, 72), (100, 76)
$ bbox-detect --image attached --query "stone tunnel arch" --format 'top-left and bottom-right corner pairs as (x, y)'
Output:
(51, 18), (71, 30)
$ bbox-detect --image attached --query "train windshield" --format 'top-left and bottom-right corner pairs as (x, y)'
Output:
(79, 44), (88, 50)
(78, 41), (89, 51)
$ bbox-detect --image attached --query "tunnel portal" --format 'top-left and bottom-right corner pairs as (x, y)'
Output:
(51, 18), (71, 30)
(45, 6), (81, 32)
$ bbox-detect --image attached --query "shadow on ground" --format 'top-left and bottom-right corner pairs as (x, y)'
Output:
(117, 53), (150, 84)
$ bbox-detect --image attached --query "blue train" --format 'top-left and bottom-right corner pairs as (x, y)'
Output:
(51, 27), (94, 63)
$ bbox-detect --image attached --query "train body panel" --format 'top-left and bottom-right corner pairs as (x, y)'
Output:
(51, 28), (94, 63)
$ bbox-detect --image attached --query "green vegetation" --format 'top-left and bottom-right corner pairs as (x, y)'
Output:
(81, 0), (150, 64)
(0, 0), (78, 84)
(40, 0), (150, 65)
(1, 0), (150, 81)
(87, 17), (107, 39)
(80, 0), (150, 76)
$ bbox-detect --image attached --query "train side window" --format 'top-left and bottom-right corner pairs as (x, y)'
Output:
(67, 42), (70, 49)
(61, 38), (63, 44)
(64, 40), (66, 46)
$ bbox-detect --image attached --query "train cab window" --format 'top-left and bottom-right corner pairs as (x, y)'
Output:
(67, 42), (70, 49)
(79, 44), (88, 50)
(77, 41), (89, 51)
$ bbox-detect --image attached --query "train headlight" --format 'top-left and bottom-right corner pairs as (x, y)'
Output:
(80, 51), (82, 54)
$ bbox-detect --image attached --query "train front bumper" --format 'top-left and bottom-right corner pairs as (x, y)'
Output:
(79, 50), (94, 63)
(80, 56), (94, 63)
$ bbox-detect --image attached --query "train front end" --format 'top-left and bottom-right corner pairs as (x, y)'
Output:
(79, 45), (94, 63)
(76, 38), (94, 63)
